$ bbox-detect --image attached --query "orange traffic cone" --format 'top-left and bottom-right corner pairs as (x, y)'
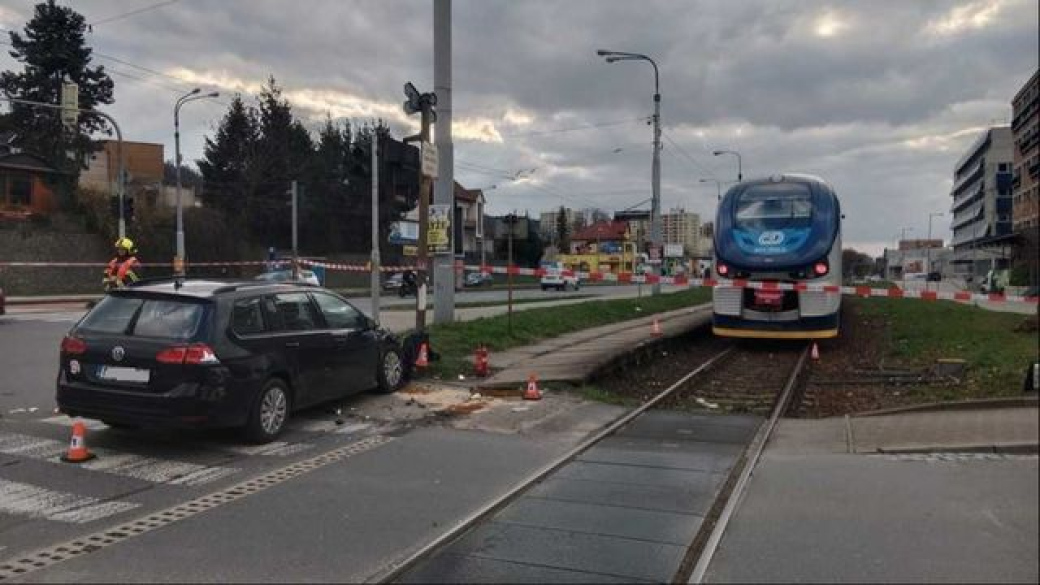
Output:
(651, 317), (662, 337)
(810, 342), (820, 361)
(61, 421), (96, 463)
(415, 342), (430, 368)
(523, 373), (542, 401)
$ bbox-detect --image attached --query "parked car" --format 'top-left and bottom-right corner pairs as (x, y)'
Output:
(56, 279), (407, 443)
(463, 272), (494, 288)
(540, 261), (580, 291)
(382, 272), (404, 292)
(926, 272), (942, 282)
(254, 269), (320, 286)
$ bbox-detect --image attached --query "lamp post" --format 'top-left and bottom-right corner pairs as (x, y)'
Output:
(597, 48), (662, 295)
(174, 88), (219, 275)
(699, 178), (722, 200)
(712, 150), (742, 182)
(926, 212), (944, 291)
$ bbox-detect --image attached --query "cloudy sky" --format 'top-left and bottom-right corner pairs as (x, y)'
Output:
(1, 0), (1037, 255)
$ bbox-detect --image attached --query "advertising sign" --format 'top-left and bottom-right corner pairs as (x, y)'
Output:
(421, 142), (439, 178)
(428, 204), (451, 254)
(664, 243), (684, 258)
(389, 221), (419, 244)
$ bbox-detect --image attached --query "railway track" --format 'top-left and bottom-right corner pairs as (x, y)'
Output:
(374, 340), (811, 583)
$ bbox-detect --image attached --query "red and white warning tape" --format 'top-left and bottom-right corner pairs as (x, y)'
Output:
(2, 259), (1036, 305)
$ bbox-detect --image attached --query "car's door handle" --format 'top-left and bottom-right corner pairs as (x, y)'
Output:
(285, 341), (301, 348)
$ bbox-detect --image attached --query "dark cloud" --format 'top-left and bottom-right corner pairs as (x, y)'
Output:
(1, 0), (1036, 254)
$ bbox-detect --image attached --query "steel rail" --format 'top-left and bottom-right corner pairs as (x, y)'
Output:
(369, 345), (736, 583)
(687, 344), (810, 583)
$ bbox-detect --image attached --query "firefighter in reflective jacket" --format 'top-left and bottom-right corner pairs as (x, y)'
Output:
(103, 237), (141, 290)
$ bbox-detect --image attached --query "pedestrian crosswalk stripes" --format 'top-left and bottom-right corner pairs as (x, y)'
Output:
(0, 430), (240, 486)
(0, 417), (378, 528)
(0, 479), (140, 524)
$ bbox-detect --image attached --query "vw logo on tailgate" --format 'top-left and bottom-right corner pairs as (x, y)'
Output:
(111, 346), (125, 362)
(758, 231), (785, 246)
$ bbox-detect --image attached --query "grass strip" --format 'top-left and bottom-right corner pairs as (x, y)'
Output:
(854, 297), (1038, 396)
(422, 288), (711, 377)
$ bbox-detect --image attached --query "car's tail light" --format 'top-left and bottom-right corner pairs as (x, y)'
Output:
(60, 336), (87, 355)
(813, 262), (829, 277)
(156, 343), (220, 365)
(716, 263), (730, 277)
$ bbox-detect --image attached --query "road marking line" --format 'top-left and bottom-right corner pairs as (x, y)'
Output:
(0, 431), (237, 486)
(39, 416), (108, 431)
(0, 479), (139, 524)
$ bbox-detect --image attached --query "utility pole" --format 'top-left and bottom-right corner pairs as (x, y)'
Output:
(926, 212), (943, 292)
(290, 180), (298, 279)
(370, 134), (381, 325)
(506, 212), (518, 335)
(402, 82), (437, 332)
(433, 0), (455, 323)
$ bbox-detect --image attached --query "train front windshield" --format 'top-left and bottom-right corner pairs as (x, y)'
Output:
(734, 183), (813, 230)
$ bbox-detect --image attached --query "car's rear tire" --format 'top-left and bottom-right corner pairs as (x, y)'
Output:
(245, 378), (290, 443)
(376, 346), (406, 394)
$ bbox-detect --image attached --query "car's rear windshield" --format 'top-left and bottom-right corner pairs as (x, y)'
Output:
(77, 295), (208, 340)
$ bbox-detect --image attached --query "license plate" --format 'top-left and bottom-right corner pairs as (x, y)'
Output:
(97, 366), (151, 383)
(755, 290), (783, 306)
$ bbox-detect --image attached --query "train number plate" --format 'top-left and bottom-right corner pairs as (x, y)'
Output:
(754, 290), (783, 306)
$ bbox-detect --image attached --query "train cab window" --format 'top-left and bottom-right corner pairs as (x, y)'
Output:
(735, 183), (813, 230)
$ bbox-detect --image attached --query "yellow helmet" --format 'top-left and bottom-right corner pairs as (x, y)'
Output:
(114, 237), (135, 252)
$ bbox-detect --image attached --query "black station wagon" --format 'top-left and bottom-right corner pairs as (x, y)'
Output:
(56, 280), (407, 442)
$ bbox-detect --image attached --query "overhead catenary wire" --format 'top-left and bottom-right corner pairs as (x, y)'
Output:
(88, 0), (181, 28)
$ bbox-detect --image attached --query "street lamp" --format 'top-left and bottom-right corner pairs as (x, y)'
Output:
(699, 178), (722, 200)
(597, 48), (662, 294)
(174, 88), (220, 275)
(712, 150), (742, 182)
(926, 212), (944, 291)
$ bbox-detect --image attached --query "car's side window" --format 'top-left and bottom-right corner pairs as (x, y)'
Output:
(311, 292), (365, 330)
(269, 293), (321, 332)
(231, 296), (266, 336)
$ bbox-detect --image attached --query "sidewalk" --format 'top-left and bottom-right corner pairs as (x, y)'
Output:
(476, 304), (713, 388)
(705, 405), (1039, 583)
(848, 405), (1039, 453)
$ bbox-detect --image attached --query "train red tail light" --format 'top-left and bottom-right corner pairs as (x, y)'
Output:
(813, 262), (829, 277)
(717, 263), (730, 277)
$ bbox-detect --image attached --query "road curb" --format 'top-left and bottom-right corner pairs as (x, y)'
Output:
(874, 442), (1039, 455)
(851, 396), (1038, 417)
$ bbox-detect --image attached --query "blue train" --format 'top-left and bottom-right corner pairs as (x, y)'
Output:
(712, 174), (842, 339)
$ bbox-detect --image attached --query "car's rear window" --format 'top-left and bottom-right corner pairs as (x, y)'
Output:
(78, 295), (207, 340)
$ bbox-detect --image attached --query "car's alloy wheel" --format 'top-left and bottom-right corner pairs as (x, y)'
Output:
(260, 386), (288, 436)
(246, 379), (290, 443)
(377, 347), (406, 393)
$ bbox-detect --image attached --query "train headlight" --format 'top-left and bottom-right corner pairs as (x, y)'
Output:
(813, 262), (829, 277)
(717, 263), (730, 277)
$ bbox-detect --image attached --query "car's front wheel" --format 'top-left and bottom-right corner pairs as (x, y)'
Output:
(245, 378), (290, 443)
(376, 346), (406, 393)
